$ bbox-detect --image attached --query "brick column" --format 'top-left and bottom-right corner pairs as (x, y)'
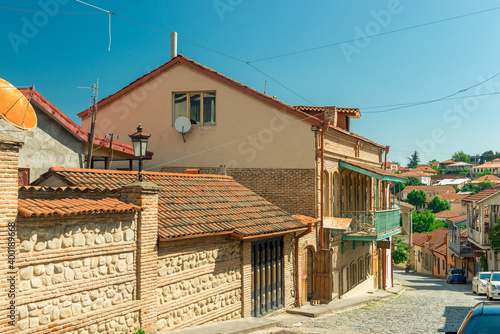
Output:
(241, 241), (252, 317)
(0, 134), (23, 334)
(121, 181), (160, 333)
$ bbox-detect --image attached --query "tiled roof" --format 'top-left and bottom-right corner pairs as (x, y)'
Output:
(411, 228), (448, 254)
(294, 105), (361, 118)
(472, 162), (499, 169)
(412, 232), (429, 247)
(32, 168), (307, 239)
(448, 215), (467, 223)
(471, 175), (500, 184)
(341, 160), (406, 181)
(412, 166), (437, 174)
(19, 89), (153, 159)
(400, 171), (425, 178)
(463, 186), (500, 203)
(294, 215), (320, 225)
(438, 193), (468, 201)
(398, 166), (410, 172)
(435, 210), (460, 219)
(440, 160), (455, 164)
(18, 197), (141, 217)
(402, 185), (455, 194)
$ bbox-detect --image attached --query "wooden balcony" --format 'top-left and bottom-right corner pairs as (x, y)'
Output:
(341, 209), (401, 241)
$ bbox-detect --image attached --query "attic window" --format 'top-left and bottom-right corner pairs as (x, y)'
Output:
(173, 92), (216, 126)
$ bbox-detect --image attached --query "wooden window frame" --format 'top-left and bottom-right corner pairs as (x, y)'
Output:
(172, 91), (216, 126)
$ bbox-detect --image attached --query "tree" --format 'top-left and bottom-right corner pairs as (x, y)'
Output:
(428, 159), (438, 165)
(392, 237), (409, 264)
(451, 151), (469, 163)
(488, 218), (500, 254)
(406, 189), (427, 207)
(459, 180), (493, 194)
(428, 196), (451, 213)
(477, 169), (492, 177)
(481, 150), (495, 163)
(406, 178), (422, 186)
(407, 151), (420, 168)
(412, 210), (446, 233)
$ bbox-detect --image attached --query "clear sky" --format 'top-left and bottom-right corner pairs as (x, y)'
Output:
(2, 0), (499, 165)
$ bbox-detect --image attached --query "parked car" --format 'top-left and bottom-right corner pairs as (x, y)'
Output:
(472, 271), (491, 295)
(446, 269), (466, 284)
(486, 272), (500, 300)
(445, 302), (500, 334)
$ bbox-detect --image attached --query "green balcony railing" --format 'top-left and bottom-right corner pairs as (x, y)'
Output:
(341, 209), (401, 241)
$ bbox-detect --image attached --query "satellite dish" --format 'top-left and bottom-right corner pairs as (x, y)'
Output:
(0, 78), (37, 130)
(174, 116), (191, 142)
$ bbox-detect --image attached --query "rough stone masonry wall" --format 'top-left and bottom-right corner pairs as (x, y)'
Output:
(15, 214), (141, 334)
(160, 167), (316, 217)
(156, 236), (242, 332)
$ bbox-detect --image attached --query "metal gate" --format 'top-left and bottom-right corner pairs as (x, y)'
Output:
(251, 237), (284, 317)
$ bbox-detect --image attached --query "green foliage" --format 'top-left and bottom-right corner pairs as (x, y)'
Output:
(480, 150), (496, 164)
(412, 210), (446, 233)
(428, 159), (438, 165)
(392, 181), (406, 193)
(477, 169), (492, 177)
(461, 180), (494, 194)
(407, 178), (422, 186)
(406, 189), (427, 207)
(488, 219), (500, 254)
(407, 151), (420, 169)
(135, 329), (146, 334)
(452, 151), (469, 163)
(428, 196), (451, 213)
(392, 237), (409, 264)
(479, 256), (489, 271)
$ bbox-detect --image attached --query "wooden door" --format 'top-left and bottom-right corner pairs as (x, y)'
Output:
(313, 250), (331, 303)
(301, 248), (314, 305)
(251, 237), (284, 317)
(373, 250), (379, 289)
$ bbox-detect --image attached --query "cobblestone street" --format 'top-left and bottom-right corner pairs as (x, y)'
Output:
(280, 269), (484, 334)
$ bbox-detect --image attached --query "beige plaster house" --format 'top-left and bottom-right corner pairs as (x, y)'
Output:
(79, 54), (405, 306)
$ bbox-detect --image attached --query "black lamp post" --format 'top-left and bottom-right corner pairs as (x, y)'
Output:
(129, 124), (150, 181)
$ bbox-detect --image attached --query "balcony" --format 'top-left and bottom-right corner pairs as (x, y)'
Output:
(341, 209), (401, 241)
(449, 241), (474, 258)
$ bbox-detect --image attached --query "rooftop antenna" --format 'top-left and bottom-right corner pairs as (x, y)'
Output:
(174, 116), (191, 143)
(0, 78), (37, 130)
(264, 80), (267, 94)
(78, 79), (99, 168)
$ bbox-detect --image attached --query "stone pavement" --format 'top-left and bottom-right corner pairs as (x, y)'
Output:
(165, 278), (405, 334)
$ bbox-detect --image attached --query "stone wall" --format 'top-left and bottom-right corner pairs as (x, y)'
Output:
(15, 214), (140, 334)
(156, 236), (242, 331)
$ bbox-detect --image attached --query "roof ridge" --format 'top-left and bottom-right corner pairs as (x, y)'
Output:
(48, 167), (233, 179)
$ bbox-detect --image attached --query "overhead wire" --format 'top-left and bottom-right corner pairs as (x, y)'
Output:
(246, 6), (500, 63)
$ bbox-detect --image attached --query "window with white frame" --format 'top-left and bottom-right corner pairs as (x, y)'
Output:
(173, 92), (216, 125)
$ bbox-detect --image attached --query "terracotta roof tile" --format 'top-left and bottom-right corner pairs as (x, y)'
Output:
(435, 210), (460, 219)
(294, 105), (361, 118)
(463, 186), (500, 203)
(471, 175), (500, 184)
(402, 185), (455, 194)
(18, 197), (141, 217)
(293, 215), (320, 225)
(412, 166), (438, 174)
(448, 214), (467, 223)
(32, 168), (306, 239)
(323, 217), (352, 230)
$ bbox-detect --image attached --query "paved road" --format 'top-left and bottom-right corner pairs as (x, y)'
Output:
(281, 269), (485, 334)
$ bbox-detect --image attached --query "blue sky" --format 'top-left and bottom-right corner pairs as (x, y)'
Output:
(2, 0), (500, 165)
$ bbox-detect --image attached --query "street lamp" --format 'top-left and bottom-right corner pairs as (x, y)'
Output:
(129, 124), (150, 181)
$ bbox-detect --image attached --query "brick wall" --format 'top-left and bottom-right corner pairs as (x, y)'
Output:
(160, 167), (316, 217)
(0, 136), (23, 334)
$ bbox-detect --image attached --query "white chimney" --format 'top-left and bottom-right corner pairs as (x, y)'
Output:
(171, 32), (177, 59)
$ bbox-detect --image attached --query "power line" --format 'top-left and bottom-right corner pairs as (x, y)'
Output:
(363, 72), (500, 114)
(246, 6), (500, 63)
(113, 0), (145, 12)
(0, 6), (103, 14)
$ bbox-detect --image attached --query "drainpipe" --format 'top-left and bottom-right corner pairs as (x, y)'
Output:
(295, 222), (314, 307)
(383, 146), (389, 209)
(319, 120), (330, 250)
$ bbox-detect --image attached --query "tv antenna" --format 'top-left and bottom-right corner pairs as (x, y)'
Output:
(0, 78), (37, 130)
(78, 79), (99, 168)
(174, 116), (192, 143)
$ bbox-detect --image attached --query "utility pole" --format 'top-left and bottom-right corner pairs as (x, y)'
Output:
(106, 133), (114, 170)
(79, 80), (99, 168)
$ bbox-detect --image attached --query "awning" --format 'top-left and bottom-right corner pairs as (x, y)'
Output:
(339, 161), (406, 183)
(324, 217), (352, 230)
